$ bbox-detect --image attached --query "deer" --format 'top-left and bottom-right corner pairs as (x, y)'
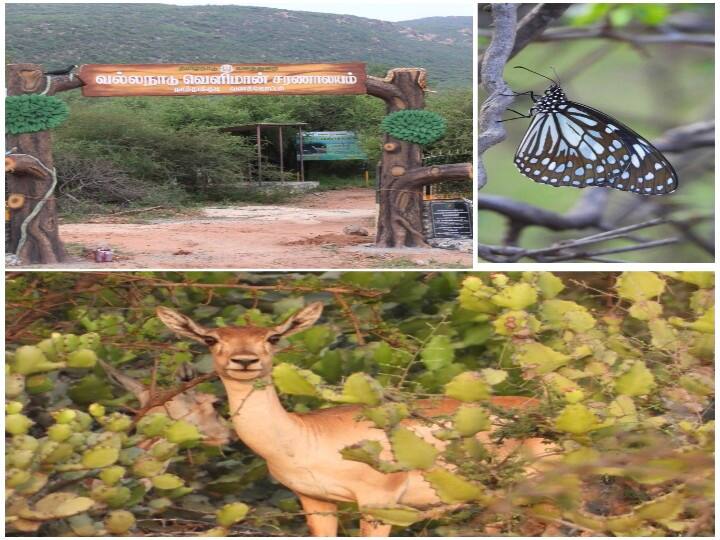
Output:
(156, 303), (554, 536)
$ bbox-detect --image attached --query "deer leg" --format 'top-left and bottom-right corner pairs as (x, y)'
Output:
(296, 493), (338, 537)
(360, 517), (392, 536)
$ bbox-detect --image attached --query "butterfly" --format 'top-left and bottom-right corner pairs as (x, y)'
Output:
(506, 67), (678, 195)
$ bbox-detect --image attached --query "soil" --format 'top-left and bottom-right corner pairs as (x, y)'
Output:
(30, 188), (471, 269)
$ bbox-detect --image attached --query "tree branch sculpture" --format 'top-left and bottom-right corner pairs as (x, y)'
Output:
(368, 69), (472, 247)
(6, 63), (83, 264)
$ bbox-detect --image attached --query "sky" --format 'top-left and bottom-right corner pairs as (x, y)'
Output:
(1, 0), (472, 22)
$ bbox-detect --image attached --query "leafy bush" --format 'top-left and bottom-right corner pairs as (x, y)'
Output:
(5, 271), (714, 536)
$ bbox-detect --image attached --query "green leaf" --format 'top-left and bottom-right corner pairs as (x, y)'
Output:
(152, 473), (184, 490)
(423, 468), (482, 503)
(628, 300), (663, 321)
(390, 427), (438, 470)
(453, 405), (491, 436)
(492, 310), (540, 336)
(491, 282), (538, 310)
(554, 404), (600, 434)
(543, 373), (585, 403)
(540, 300), (596, 332)
(635, 490), (685, 521)
(364, 403), (409, 428)
(616, 272), (665, 302)
(678, 372), (714, 397)
(648, 319), (678, 350)
(608, 395), (638, 425)
(164, 420), (202, 444)
(216, 502), (249, 527)
(338, 372), (383, 406)
(445, 371), (490, 402)
(420, 335), (455, 371)
(272, 363), (322, 397)
(340, 439), (385, 468)
(299, 325), (334, 353)
(615, 361), (655, 396)
(66, 348), (98, 368)
(536, 272), (565, 298)
(480, 368), (507, 386)
(105, 510), (136, 534)
(664, 271), (714, 289)
(515, 342), (570, 375)
(361, 505), (423, 527)
(82, 446), (120, 469)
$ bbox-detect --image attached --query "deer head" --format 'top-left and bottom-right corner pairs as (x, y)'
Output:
(156, 303), (324, 382)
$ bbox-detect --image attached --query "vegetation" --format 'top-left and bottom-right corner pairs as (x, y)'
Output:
(5, 271), (714, 536)
(47, 87), (471, 213)
(5, 4), (471, 88)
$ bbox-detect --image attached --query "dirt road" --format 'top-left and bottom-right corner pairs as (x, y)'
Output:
(50, 189), (471, 269)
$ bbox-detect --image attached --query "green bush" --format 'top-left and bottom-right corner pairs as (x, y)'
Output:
(5, 271), (713, 536)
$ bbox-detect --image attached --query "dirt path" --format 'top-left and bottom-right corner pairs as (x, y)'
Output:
(43, 188), (470, 269)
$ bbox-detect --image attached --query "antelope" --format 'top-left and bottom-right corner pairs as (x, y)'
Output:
(156, 303), (553, 536)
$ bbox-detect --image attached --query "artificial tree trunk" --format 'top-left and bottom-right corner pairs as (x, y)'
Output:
(367, 69), (472, 247)
(5, 63), (82, 264)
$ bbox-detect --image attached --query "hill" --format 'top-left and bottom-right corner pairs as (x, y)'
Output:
(398, 16), (472, 45)
(5, 4), (471, 87)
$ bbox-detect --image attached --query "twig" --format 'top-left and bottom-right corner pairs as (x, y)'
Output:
(534, 24), (714, 47)
(109, 205), (165, 216)
(333, 293), (365, 345)
(131, 371), (218, 423)
(88, 272), (383, 298)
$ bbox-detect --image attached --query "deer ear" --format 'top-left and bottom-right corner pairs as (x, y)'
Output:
(273, 302), (324, 338)
(156, 307), (212, 344)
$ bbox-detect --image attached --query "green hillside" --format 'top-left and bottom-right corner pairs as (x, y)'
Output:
(5, 3), (471, 87)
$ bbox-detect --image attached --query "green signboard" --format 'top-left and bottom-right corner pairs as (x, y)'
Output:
(297, 131), (367, 161)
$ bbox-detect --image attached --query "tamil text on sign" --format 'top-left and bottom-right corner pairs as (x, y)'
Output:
(78, 63), (367, 97)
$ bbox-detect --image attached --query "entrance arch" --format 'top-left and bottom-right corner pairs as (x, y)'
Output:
(5, 63), (471, 264)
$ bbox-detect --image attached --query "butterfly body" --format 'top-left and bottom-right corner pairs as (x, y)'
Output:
(513, 83), (678, 195)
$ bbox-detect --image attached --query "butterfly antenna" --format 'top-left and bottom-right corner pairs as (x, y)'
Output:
(549, 66), (562, 86)
(513, 66), (558, 86)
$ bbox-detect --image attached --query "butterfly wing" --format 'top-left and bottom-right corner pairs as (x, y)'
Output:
(514, 102), (678, 195)
(566, 102), (679, 195)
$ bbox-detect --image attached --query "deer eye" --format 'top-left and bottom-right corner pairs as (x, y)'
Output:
(267, 334), (281, 345)
(203, 336), (218, 346)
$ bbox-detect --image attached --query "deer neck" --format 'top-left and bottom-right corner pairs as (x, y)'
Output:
(221, 376), (303, 462)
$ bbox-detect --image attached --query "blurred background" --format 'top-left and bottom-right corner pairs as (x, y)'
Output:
(478, 3), (714, 263)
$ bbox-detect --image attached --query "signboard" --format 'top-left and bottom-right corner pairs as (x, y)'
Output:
(428, 200), (472, 239)
(78, 63), (366, 97)
(297, 131), (367, 161)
